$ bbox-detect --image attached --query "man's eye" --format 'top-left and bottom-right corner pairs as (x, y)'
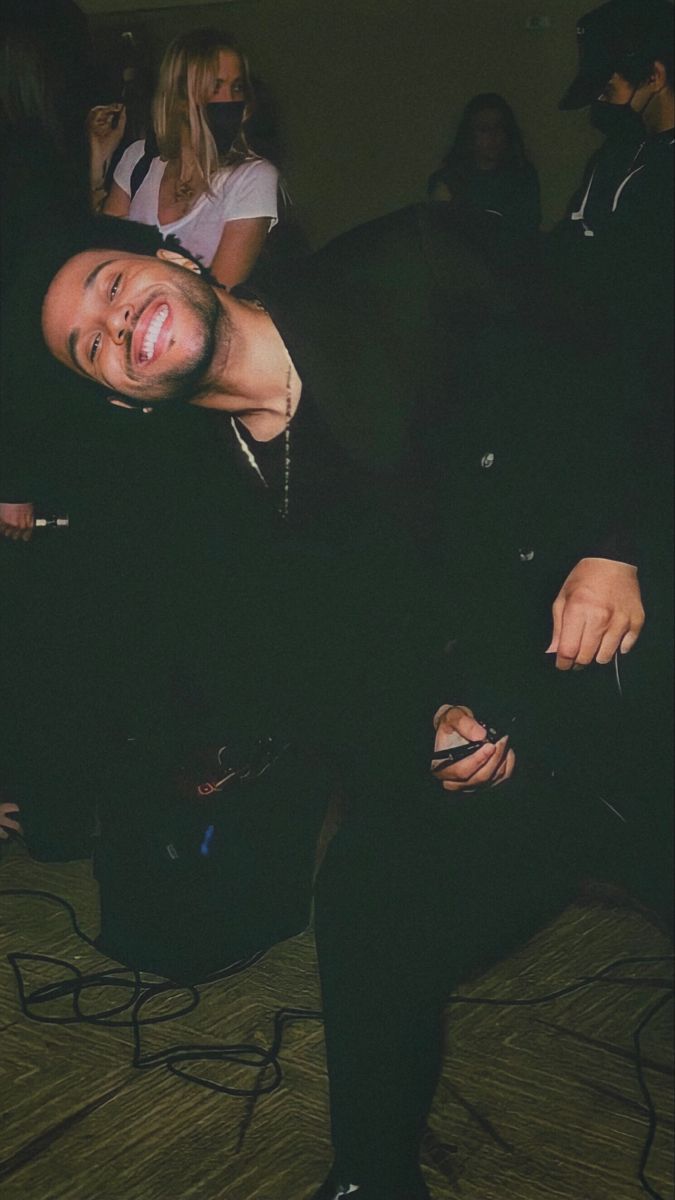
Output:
(110, 274), (121, 300)
(90, 333), (101, 363)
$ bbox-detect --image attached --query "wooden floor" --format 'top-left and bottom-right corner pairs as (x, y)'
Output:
(0, 839), (672, 1200)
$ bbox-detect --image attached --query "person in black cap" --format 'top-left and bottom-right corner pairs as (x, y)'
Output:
(560, 0), (673, 110)
(549, 0), (674, 990)
(557, 0), (673, 243)
(550, 0), (674, 622)
(554, 0), (673, 631)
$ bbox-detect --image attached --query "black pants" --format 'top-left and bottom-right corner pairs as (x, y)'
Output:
(314, 753), (672, 1190)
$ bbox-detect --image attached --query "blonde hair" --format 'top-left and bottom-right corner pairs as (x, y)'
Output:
(153, 28), (257, 195)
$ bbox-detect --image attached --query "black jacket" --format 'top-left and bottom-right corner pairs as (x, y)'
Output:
(243, 203), (633, 770)
(83, 204), (633, 803)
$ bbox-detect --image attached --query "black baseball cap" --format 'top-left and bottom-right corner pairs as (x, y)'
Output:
(560, 0), (674, 110)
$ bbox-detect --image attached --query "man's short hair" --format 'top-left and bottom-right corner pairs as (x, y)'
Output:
(36, 214), (198, 299)
(3, 217), (201, 415)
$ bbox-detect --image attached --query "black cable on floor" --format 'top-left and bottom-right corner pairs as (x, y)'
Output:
(0, 888), (323, 1108)
(1, 887), (672, 1194)
(448, 955), (674, 1009)
(633, 990), (674, 1200)
(449, 955), (675, 1200)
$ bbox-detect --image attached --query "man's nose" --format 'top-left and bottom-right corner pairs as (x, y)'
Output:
(107, 304), (133, 344)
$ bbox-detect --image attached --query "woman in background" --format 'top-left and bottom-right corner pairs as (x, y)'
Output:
(428, 92), (541, 237)
(88, 28), (279, 287)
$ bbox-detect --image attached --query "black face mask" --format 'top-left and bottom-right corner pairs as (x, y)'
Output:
(590, 98), (643, 143)
(205, 101), (246, 155)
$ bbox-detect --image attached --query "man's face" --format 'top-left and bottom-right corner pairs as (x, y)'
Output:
(41, 250), (224, 404)
(598, 71), (640, 107)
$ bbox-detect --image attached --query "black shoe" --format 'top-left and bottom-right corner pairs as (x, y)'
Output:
(308, 1179), (361, 1200)
(308, 1168), (430, 1200)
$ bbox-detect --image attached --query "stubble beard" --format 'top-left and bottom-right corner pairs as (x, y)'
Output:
(128, 269), (229, 406)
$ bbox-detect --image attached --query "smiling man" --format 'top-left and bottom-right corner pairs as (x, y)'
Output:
(40, 213), (645, 674)
(43, 248), (226, 402)
(34, 212), (529, 1200)
(30, 208), (669, 1199)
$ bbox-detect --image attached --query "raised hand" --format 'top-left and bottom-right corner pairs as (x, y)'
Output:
(87, 103), (127, 175)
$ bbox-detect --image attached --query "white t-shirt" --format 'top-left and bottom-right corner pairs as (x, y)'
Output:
(114, 141), (279, 268)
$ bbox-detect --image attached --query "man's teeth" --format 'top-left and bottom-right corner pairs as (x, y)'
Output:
(140, 304), (169, 363)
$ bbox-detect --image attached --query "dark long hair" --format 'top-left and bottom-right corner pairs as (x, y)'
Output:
(443, 93), (530, 172)
(0, 0), (96, 151)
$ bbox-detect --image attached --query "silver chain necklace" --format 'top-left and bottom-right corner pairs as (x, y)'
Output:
(230, 356), (293, 520)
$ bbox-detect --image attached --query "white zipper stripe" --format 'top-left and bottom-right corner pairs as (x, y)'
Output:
(570, 166), (596, 221)
(612, 163), (646, 211)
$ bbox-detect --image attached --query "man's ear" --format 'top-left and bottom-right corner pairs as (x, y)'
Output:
(650, 60), (668, 90)
(156, 248), (202, 274)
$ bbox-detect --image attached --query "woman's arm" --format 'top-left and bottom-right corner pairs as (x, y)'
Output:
(87, 103), (127, 213)
(208, 216), (271, 288)
(102, 181), (131, 218)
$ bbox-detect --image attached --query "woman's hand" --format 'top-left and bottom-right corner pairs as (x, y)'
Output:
(0, 802), (23, 840)
(0, 502), (34, 542)
(87, 104), (127, 174)
(431, 704), (515, 793)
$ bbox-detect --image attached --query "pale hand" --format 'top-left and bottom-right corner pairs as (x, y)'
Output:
(548, 557), (645, 670)
(0, 802), (23, 840)
(432, 705), (515, 793)
(87, 104), (127, 170)
(0, 502), (34, 542)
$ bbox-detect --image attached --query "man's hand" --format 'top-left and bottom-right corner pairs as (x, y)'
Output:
(0, 502), (34, 542)
(431, 705), (515, 793)
(0, 802), (23, 840)
(548, 558), (645, 671)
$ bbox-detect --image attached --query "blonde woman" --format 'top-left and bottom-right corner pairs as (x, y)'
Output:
(88, 29), (279, 287)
